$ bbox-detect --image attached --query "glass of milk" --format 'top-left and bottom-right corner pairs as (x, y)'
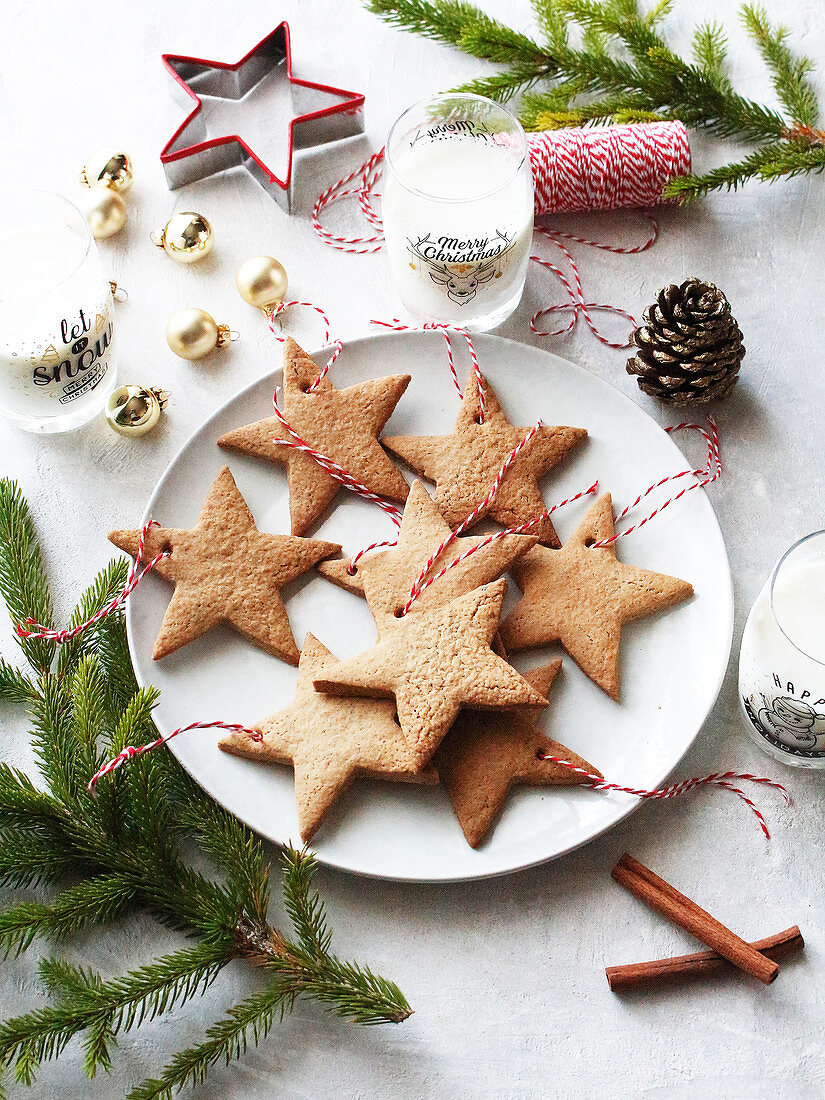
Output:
(0, 191), (117, 432)
(739, 530), (825, 767)
(382, 93), (534, 331)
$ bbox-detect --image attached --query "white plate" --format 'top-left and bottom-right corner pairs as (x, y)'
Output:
(127, 332), (733, 882)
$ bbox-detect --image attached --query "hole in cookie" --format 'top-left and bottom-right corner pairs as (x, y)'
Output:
(584, 537), (596, 547)
(346, 564), (358, 577)
(393, 607), (405, 618)
(535, 749), (546, 760)
(473, 413), (483, 424)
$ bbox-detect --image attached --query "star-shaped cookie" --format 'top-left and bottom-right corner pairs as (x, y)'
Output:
(312, 579), (548, 768)
(499, 493), (693, 699)
(435, 662), (602, 847)
(219, 635), (437, 842)
(383, 370), (586, 547)
(317, 480), (537, 618)
(218, 338), (410, 535)
(109, 466), (339, 663)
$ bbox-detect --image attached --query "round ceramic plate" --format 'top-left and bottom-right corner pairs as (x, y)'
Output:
(126, 332), (733, 882)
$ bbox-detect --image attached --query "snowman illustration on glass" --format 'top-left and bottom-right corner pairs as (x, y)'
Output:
(755, 695), (825, 750)
(739, 529), (825, 766)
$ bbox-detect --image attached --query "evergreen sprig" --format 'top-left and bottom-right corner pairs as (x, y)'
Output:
(0, 481), (410, 1095)
(367, 0), (825, 199)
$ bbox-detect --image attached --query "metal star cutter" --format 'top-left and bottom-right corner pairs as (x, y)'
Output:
(160, 22), (365, 212)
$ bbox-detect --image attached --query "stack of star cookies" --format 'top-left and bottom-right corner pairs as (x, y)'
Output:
(111, 338), (693, 848)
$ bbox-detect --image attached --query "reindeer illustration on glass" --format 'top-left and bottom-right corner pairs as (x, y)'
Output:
(383, 94), (534, 330)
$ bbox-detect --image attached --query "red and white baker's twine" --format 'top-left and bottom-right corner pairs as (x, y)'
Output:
(87, 721), (262, 791)
(267, 300), (342, 386)
(371, 319), (486, 421)
(16, 521), (170, 645)
(396, 423), (598, 616)
(538, 757), (789, 840)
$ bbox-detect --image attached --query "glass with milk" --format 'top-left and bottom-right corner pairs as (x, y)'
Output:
(0, 191), (117, 432)
(739, 531), (825, 767)
(382, 94), (534, 331)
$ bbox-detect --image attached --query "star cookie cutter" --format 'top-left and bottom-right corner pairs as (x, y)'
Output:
(160, 22), (365, 212)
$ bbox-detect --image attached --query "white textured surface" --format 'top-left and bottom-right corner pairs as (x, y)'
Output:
(1, 0), (823, 1096)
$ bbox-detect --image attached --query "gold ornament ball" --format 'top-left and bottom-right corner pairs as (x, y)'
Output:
(80, 188), (127, 239)
(105, 385), (169, 437)
(236, 256), (288, 310)
(166, 308), (221, 360)
(158, 212), (213, 264)
(83, 148), (133, 192)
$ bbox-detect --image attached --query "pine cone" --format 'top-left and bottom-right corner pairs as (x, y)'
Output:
(626, 279), (744, 405)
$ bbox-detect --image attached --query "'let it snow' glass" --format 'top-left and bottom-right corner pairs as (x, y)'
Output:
(382, 93), (534, 331)
(0, 190), (117, 433)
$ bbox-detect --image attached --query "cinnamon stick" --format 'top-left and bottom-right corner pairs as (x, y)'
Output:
(611, 853), (780, 986)
(606, 925), (803, 992)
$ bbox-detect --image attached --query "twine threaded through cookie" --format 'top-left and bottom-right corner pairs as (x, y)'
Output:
(268, 300), (343, 388)
(538, 756), (789, 840)
(371, 319), (486, 421)
(388, 416), (719, 614)
(16, 521), (170, 643)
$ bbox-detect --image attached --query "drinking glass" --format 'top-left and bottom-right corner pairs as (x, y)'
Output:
(382, 93), (534, 331)
(739, 530), (825, 767)
(0, 190), (117, 433)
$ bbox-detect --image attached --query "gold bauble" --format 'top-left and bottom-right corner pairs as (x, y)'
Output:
(80, 188), (127, 239)
(236, 256), (288, 310)
(105, 386), (169, 437)
(166, 308), (230, 360)
(155, 212), (213, 264)
(82, 148), (133, 192)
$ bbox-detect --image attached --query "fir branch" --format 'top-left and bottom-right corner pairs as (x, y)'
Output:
(692, 21), (729, 86)
(29, 673), (84, 807)
(664, 139), (825, 200)
(0, 943), (234, 1085)
(0, 763), (63, 829)
(366, 0), (825, 198)
(367, 0), (550, 64)
(742, 4), (819, 127)
(0, 480), (53, 675)
(0, 875), (136, 957)
(0, 484), (411, 1094)
(454, 61), (554, 102)
(280, 847), (332, 960)
(0, 659), (34, 705)
(126, 984), (294, 1100)
(56, 558), (130, 679)
(0, 823), (84, 889)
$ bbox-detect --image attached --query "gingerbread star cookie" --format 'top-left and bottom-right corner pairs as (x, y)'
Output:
(435, 662), (602, 847)
(219, 635), (437, 842)
(383, 370), (586, 547)
(317, 480), (537, 618)
(218, 338), (410, 535)
(312, 579), (548, 768)
(500, 493), (693, 699)
(109, 466), (339, 663)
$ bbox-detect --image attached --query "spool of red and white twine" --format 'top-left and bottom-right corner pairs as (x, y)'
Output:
(312, 121), (690, 349)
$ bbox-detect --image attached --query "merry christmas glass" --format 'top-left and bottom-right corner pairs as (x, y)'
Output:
(739, 530), (825, 768)
(382, 93), (534, 331)
(0, 191), (117, 433)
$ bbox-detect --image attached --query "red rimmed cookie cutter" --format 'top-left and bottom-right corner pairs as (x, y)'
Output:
(160, 22), (365, 213)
